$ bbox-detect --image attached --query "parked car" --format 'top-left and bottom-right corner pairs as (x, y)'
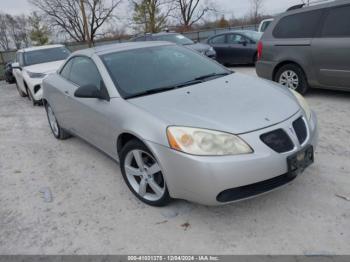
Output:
(4, 61), (16, 84)
(256, 0), (350, 94)
(131, 32), (216, 59)
(207, 30), (263, 65)
(12, 44), (71, 105)
(258, 18), (274, 33)
(42, 42), (318, 206)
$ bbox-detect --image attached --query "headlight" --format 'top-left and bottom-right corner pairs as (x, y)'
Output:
(290, 90), (312, 120)
(206, 47), (215, 54)
(167, 126), (253, 156)
(26, 71), (46, 78)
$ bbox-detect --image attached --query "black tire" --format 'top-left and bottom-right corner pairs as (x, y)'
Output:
(26, 87), (38, 106)
(15, 81), (27, 97)
(253, 52), (258, 65)
(274, 64), (309, 94)
(120, 139), (171, 207)
(44, 103), (71, 140)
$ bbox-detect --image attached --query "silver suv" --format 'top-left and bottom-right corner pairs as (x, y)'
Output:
(256, 0), (350, 94)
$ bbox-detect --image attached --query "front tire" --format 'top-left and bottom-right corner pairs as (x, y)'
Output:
(120, 140), (171, 207)
(45, 103), (71, 140)
(15, 81), (27, 97)
(275, 64), (309, 94)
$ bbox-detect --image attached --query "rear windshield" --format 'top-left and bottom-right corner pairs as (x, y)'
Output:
(24, 47), (71, 66)
(273, 10), (323, 38)
(100, 45), (229, 99)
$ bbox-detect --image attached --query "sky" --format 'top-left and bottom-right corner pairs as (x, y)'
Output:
(1, 0), (304, 18)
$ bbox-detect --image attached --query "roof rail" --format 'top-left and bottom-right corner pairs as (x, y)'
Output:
(286, 4), (305, 11)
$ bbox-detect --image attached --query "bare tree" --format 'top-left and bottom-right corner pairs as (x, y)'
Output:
(0, 14), (11, 51)
(175, 0), (214, 31)
(131, 0), (174, 33)
(29, 0), (122, 43)
(250, 0), (264, 27)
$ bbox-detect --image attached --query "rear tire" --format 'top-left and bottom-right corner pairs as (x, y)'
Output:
(120, 139), (171, 207)
(45, 103), (71, 140)
(275, 64), (309, 94)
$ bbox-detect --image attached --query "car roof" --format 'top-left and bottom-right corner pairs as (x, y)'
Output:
(284, 0), (350, 15)
(73, 41), (174, 56)
(17, 44), (64, 53)
(209, 30), (259, 38)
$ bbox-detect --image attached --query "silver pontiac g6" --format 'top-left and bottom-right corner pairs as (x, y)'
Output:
(42, 42), (318, 206)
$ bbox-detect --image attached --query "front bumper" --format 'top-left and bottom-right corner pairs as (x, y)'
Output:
(146, 111), (318, 206)
(25, 77), (44, 101)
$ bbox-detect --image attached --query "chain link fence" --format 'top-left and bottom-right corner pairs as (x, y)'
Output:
(0, 24), (257, 80)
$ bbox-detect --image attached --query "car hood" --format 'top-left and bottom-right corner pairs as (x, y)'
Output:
(24, 60), (65, 74)
(128, 73), (300, 134)
(185, 42), (211, 53)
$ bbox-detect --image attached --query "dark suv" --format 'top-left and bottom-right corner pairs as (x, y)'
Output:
(256, 0), (350, 93)
(131, 32), (216, 60)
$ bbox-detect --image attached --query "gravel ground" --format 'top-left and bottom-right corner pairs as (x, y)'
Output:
(0, 67), (350, 255)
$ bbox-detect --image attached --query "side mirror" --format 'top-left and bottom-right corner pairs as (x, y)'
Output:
(74, 83), (109, 101)
(239, 40), (248, 46)
(12, 62), (22, 70)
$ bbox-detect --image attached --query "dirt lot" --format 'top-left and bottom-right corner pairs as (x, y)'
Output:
(1, 67), (350, 255)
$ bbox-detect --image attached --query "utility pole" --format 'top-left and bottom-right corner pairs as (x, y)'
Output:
(80, 0), (92, 47)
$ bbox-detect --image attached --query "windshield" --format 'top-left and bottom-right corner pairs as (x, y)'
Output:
(101, 45), (230, 99)
(244, 31), (263, 42)
(153, 34), (194, 45)
(24, 47), (71, 66)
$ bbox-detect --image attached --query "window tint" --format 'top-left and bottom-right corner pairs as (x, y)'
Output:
(210, 35), (226, 44)
(321, 5), (350, 37)
(69, 57), (102, 89)
(273, 10), (323, 38)
(23, 47), (71, 66)
(227, 34), (244, 44)
(60, 59), (74, 80)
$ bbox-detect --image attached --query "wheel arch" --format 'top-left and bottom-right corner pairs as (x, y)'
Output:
(272, 61), (307, 82)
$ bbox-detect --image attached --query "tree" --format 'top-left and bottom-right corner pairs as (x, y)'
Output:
(250, 0), (264, 27)
(131, 0), (173, 33)
(5, 14), (23, 49)
(217, 15), (229, 28)
(29, 0), (122, 43)
(29, 12), (49, 45)
(175, 0), (214, 31)
(0, 14), (11, 51)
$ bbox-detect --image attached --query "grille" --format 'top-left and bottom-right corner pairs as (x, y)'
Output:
(216, 172), (298, 203)
(293, 117), (307, 145)
(260, 129), (294, 153)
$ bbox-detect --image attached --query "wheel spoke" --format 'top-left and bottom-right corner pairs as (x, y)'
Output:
(148, 180), (164, 197)
(125, 165), (143, 177)
(147, 163), (161, 176)
(133, 150), (144, 170)
(138, 178), (147, 196)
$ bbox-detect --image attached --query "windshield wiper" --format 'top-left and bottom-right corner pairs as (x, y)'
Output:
(126, 79), (204, 99)
(194, 72), (232, 81)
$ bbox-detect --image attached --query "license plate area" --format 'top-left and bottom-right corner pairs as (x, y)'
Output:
(287, 146), (314, 176)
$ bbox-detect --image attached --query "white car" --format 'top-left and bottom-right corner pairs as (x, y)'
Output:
(12, 45), (71, 105)
(258, 18), (274, 33)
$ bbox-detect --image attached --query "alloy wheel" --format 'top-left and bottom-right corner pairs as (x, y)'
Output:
(279, 70), (299, 90)
(124, 149), (165, 201)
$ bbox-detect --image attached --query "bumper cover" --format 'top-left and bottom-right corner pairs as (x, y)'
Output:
(146, 111), (318, 206)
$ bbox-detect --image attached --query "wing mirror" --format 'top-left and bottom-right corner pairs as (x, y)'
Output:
(74, 82), (110, 101)
(239, 40), (248, 46)
(12, 62), (22, 70)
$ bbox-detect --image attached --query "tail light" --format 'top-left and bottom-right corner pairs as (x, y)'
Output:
(257, 41), (263, 60)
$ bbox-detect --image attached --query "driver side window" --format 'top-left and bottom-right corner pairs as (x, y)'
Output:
(61, 56), (103, 89)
